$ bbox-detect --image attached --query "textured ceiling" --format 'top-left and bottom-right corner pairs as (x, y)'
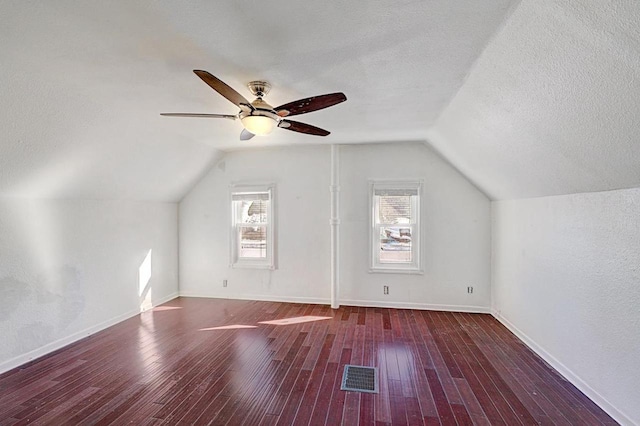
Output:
(5, 1), (636, 203)
(0, 0), (515, 201)
(428, 0), (640, 200)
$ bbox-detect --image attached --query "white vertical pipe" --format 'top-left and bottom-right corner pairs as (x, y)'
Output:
(330, 145), (340, 309)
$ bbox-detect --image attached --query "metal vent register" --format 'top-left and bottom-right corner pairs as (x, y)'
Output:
(340, 365), (378, 393)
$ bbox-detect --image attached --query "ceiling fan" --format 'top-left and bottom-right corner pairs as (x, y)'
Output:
(161, 70), (347, 140)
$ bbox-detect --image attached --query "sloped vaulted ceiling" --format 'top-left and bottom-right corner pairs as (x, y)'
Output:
(0, 0), (515, 201)
(428, 0), (640, 200)
(3, 1), (636, 202)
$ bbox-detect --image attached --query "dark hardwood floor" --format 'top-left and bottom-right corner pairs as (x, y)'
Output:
(0, 298), (617, 425)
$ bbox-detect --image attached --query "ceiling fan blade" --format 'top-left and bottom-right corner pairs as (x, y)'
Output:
(240, 129), (255, 140)
(275, 92), (346, 117)
(193, 70), (253, 110)
(160, 113), (237, 120)
(278, 120), (330, 136)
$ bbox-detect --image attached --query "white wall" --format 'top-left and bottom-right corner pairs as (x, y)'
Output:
(0, 198), (179, 373)
(179, 145), (331, 303)
(179, 142), (491, 311)
(492, 188), (640, 425)
(339, 143), (491, 310)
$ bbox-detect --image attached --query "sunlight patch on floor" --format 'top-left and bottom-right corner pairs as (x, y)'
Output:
(258, 316), (332, 326)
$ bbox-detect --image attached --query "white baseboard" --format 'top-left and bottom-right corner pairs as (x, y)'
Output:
(0, 292), (179, 375)
(492, 311), (634, 426)
(144, 291), (180, 311)
(179, 292), (330, 305)
(179, 292), (490, 314)
(340, 299), (491, 313)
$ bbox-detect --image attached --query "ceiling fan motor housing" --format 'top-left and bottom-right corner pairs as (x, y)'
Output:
(247, 80), (271, 98)
(240, 98), (279, 121)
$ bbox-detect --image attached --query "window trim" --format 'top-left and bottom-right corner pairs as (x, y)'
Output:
(369, 180), (423, 274)
(229, 183), (276, 270)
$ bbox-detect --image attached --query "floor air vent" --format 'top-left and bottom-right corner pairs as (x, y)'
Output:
(340, 365), (378, 393)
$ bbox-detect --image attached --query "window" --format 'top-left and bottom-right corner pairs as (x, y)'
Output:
(230, 184), (275, 269)
(370, 181), (422, 273)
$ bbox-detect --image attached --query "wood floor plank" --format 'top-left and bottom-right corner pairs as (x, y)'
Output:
(475, 313), (618, 425)
(307, 361), (339, 424)
(450, 403), (474, 426)
(375, 311), (393, 424)
(326, 348), (354, 426)
(442, 312), (538, 425)
(464, 313), (599, 425)
(0, 297), (618, 425)
(404, 310), (439, 419)
(264, 340), (311, 417)
(291, 333), (335, 424)
(421, 312), (464, 406)
(430, 313), (511, 425)
(453, 378), (492, 426)
(274, 369), (312, 425)
(425, 368), (457, 426)
(451, 313), (571, 425)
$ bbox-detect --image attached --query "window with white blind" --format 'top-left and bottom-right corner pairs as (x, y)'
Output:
(230, 184), (275, 269)
(370, 181), (422, 273)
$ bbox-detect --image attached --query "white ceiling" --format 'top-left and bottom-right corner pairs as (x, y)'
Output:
(2, 1), (638, 202)
(0, 0), (515, 201)
(428, 0), (640, 200)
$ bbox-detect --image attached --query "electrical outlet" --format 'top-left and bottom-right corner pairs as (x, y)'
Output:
(467, 286), (473, 294)
(383, 285), (389, 295)
(223, 279), (228, 288)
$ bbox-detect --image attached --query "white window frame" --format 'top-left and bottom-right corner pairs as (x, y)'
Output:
(230, 183), (276, 270)
(369, 180), (422, 274)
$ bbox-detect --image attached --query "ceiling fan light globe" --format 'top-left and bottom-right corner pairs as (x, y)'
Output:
(241, 115), (275, 135)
